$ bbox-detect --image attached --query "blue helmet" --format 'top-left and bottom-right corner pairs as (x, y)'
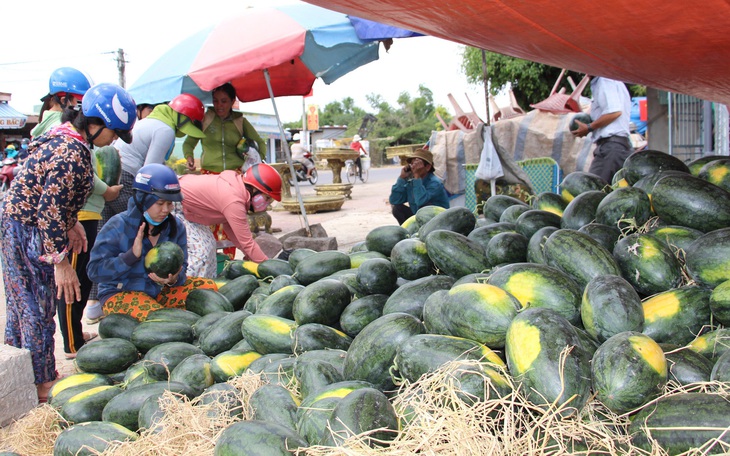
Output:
(133, 164), (183, 202)
(49, 67), (92, 97)
(82, 83), (137, 143)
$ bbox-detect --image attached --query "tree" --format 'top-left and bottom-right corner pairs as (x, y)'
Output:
(462, 48), (646, 109)
(461, 48), (581, 109)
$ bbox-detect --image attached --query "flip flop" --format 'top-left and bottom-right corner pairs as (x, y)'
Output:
(85, 315), (105, 325)
(83, 331), (98, 342)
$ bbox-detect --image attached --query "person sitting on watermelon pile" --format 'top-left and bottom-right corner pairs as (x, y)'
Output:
(87, 163), (217, 321)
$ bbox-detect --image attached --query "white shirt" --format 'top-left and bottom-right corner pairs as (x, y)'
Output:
(590, 77), (632, 141)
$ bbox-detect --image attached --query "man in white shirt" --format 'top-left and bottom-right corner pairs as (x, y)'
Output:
(572, 76), (633, 182)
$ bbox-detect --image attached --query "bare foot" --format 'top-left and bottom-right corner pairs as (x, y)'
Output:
(37, 380), (57, 403)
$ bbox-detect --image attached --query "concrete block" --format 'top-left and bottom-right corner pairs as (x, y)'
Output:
(278, 223), (328, 244)
(0, 345), (38, 427)
(255, 233), (283, 258)
(282, 236), (338, 252)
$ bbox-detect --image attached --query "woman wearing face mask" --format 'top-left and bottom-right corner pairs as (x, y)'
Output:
(87, 164), (217, 320)
(174, 163), (282, 278)
(0, 82), (136, 403)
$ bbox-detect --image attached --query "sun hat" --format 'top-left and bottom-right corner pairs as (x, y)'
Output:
(353, 134), (362, 142)
(405, 148), (434, 166)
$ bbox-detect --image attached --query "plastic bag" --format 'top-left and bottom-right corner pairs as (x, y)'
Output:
(475, 126), (504, 181)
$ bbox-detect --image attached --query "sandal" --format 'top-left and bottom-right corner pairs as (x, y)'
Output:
(85, 315), (105, 325)
(83, 331), (98, 342)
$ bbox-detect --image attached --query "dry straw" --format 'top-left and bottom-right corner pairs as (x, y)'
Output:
(1, 360), (728, 455)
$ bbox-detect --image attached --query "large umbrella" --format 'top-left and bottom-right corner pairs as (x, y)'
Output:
(128, 3), (414, 104)
(128, 2), (417, 233)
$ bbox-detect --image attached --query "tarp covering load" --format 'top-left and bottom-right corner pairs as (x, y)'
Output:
(303, 0), (730, 105)
(491, 110), (596, 174)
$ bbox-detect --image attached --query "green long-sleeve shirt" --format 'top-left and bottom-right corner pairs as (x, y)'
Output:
(183, 110), (266, 173)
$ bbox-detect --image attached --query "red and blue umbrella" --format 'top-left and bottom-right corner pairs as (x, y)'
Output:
(128, 3), (417, 104)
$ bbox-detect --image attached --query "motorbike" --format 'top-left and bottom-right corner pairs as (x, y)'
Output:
(0, 156), (18, 194)
(290, 153), (318, 185)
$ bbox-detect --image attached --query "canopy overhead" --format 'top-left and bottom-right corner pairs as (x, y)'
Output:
(0, 103), (27, 129)
(303, 0), (730, 104)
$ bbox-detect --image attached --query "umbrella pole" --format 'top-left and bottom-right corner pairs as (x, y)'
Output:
(264, 69), (311, 236)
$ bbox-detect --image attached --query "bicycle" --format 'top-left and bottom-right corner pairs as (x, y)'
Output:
(345, 158), (369, 184)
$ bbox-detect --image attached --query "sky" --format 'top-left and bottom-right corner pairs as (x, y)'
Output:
(1, 0), (495, 126)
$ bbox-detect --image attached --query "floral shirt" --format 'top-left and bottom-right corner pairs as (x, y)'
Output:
(3, 123), (94, 264)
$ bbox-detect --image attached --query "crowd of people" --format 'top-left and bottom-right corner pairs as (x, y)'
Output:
(0, 68), (283, 403)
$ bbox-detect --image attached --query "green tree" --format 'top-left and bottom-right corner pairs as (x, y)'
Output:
(462, 48), (645, 108)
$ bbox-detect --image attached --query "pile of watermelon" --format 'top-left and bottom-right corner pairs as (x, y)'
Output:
(41, 150), (730, 455)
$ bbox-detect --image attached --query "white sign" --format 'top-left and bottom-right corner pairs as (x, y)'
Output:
(0, 117), (26, 128)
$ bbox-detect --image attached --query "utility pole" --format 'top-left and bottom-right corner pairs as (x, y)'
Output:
(115, 48), (127, 88)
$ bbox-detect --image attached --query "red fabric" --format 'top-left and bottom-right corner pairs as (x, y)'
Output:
(304, 0), (730, 105)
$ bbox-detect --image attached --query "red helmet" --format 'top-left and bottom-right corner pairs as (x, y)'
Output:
(243, 163), (282, 202)
(169, 93), (204, 122)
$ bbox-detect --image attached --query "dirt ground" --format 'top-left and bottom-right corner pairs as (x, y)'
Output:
(0, 166), (402, 380)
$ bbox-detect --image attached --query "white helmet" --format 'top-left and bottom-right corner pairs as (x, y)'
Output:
(293, 133), (301, 141)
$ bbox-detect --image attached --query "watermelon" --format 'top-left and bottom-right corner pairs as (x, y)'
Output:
(581, 275), (644, 342)
(343, 312), (425, 391)
(365, 225), (409, 256)
(621, 149), (689, 185)
(710, 279), (730, 325)
(559, 171), (609, 202)
(698, 157), (730, 192)
(629, 392), (730, 453)
(389, 238), (434, 280)
(249, 384), (299, 431)
(356, 258), (398, 295)
(487, 262), (582, 325)
(543, 229), (621, 289)
(74, 338), (139, 375)
(215, 420), (308, 455)
(531, 192), (567, 216)
(685, 227), (730, 288)
(95, 146), (123, 186)
(569, 113), (592, 132)
(54, 421), (137, 456)
(418, 206), (477, 239)
(642, 286), (712, 345)
(483, 195), (529, 222)
(436, 283), (522, 349)
(612, 233), (683, 296)
(560, 190), (607, 230)
(661, 344), (714, 385)
(425, 229), (491, 279)
(505, 307), (592, 413)
(322, 387), (399, 447)
(144, 241), (184, 278)
(591, 331), (667, 414)
(594, 186), (652, 229)
(651, 173), (730, 232)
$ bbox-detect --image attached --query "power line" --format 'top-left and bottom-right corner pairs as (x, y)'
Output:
(0, 51), (116, 67)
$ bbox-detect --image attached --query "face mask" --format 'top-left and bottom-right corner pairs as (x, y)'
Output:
(21, 144), (28, 150)
(251, 193), (270, 212)
(144, 211), (163, 226)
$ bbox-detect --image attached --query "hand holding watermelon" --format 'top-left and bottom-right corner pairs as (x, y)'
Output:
(144, 241), (185, 286)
